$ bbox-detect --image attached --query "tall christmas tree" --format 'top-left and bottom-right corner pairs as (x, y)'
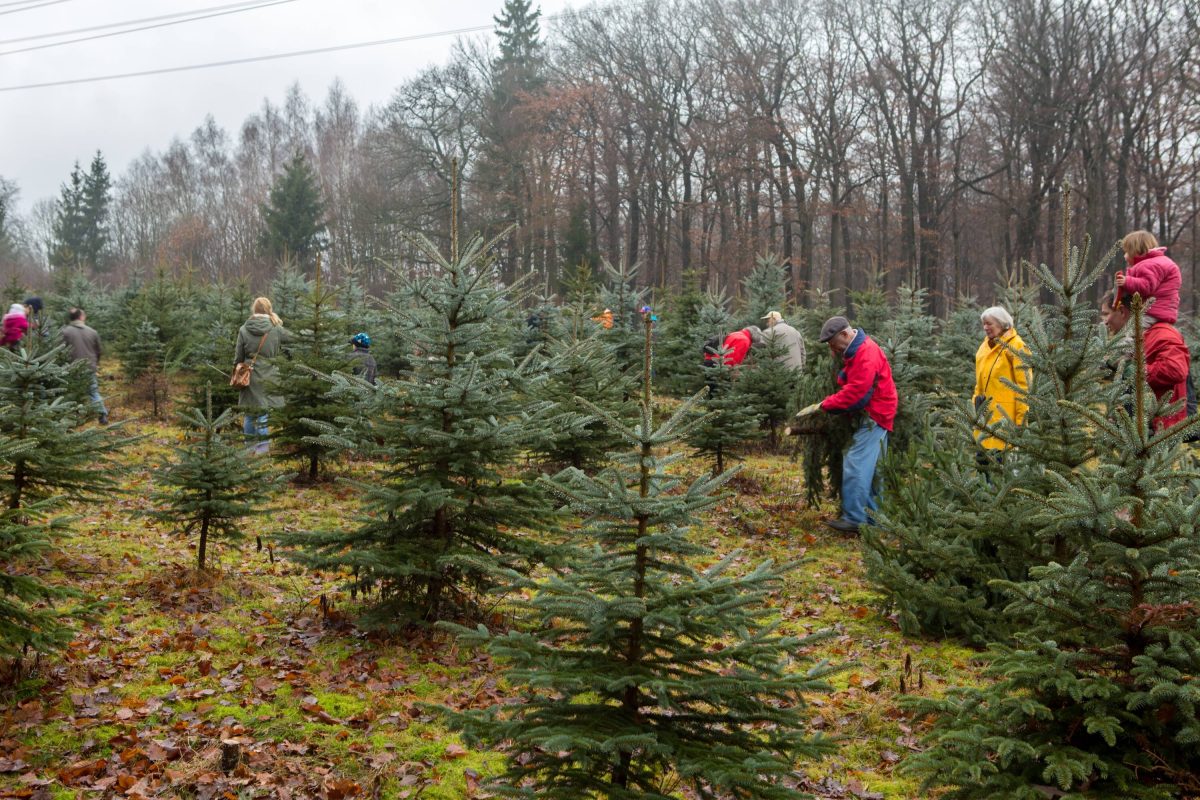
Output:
(597, 258), (648, 376)
(444, 310), (838, 799)
(740, 253), (789, 327)
(905, 291), (1200, 798)
(280, 232), (555, 626)
(147, 389), (276, 570)
(863, 188), (1116, 643)
(269, 272), (352, 481)
(738, 334), (800, 449)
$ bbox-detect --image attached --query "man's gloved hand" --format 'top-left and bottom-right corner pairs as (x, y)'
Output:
(795, 403), (822, 418)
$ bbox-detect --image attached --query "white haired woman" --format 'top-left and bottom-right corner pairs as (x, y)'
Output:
(974, 306), (1030, 452)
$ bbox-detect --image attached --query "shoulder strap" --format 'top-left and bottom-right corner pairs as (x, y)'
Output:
(247, 331), (269, 366)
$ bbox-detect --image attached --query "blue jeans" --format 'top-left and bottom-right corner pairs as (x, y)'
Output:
(842, 418), (888, 525)
(89, 372), (108, 420)
(243, 413), (269, 455)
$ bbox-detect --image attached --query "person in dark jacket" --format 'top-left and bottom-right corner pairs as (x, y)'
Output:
(233, 297), (288, 454)
(61, 307), (108, 424)
(349, 332), (377, 385)
(797, 316), (898, 533)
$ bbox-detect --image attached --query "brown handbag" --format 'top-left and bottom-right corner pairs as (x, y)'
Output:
(230, 332), (268, 388)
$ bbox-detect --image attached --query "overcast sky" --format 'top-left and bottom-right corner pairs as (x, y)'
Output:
(0, 0), (575, 213)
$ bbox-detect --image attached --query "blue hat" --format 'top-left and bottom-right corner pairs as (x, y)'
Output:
(351, 332), (371, 348)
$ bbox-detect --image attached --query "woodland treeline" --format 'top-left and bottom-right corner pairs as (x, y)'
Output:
(2, 0), (1198, 315)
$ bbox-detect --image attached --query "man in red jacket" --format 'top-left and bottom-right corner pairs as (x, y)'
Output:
(705, 326), (762, 367)
(1107, 292), (1191, 431)
(798, 316), (898, 533)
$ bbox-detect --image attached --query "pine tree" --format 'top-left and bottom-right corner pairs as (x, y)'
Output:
(49, 163), (87, 272)
(532, 303), (634, 470)
(904, 291), (1200, 798)
(689, 350), (762, 474)
(739, 334), (800, 449)
(0, 434), (78, 665)
(0, 346), (124, 511)
(597, 258), (649, 376)
(654, 270), (706, 397)
(80, 152), (112, 272)
(863, 189), (1117, 643)
(147, 389), (276, 571)
(269, 259), (310, 324)
(269, 273), (352, 481)
(444, 311), (839, 799)
(740, 253), (789, 327)
(125, 321), (170, 418)
(260, 155), (326, 272)
(279, 232), (555, 626)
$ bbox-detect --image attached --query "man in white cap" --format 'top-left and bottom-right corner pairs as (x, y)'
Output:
(760, 310), (806, 370)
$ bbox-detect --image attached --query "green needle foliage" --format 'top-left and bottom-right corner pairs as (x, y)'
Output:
(147, 388), (276, 571)
(864, 189), (1118, 643)
(269, 273), (353, 481)
(904, 292), (1200, 799)
(0, 440), (77, 665)
(444, 313), (839, 800)
(738, 334), (799, 450)
(0, 345), (125, 511)
(689, 351), (761, 475)
(280, 232), (556, 627)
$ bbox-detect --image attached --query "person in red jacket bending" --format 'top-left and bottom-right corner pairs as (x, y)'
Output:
(796, 316), (898, 533)
(705, 326), (763, 367)
(1107, 290), (1191, 431)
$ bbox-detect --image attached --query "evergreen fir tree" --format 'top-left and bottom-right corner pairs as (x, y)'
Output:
(532, 304), (633, 470)
(654, 270), (706, 397)
(904, 291), (1200, 798)
(863, 188), (1118, 643)
(444, 311), (839, 799)
(0, 431), (78, 665)
(80, 151), (112, 272)
(269, 260), (310, 326)
(269, 273), (352, 481)
(739, 334), (800, 449)
(279, 232), (555, 626)
(597, 258), (648, 376)
(560, 200), (596, 275)
(689, 349), (762, 474)
(0, 346), (124, 511)
(740, 253), (789, 327)
(125, 321), (170, 418)
(260, 155), (326, 272)
(147, 388), (276, 571)
(49, 163), (87, 272)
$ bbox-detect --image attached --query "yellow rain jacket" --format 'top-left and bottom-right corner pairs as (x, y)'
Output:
(974, 328), (1030, 450)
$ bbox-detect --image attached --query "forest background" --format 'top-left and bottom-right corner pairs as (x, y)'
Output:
(1, 0), (1198, 315)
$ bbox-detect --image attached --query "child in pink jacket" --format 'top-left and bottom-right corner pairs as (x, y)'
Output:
(2, 303), (30, 348)
(1116, 230), (1181, 325)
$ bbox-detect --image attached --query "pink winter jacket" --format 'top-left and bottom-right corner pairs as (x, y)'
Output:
(1121, 247), (1181, 324)
(2, 312), (29, 346)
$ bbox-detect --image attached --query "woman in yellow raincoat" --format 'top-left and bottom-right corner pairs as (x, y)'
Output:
(974, 305), (1030, 450)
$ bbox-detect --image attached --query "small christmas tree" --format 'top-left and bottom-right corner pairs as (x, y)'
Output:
(124, 320), (170, 418)
(738, 334), (800, 449)
(689, 350), (762, 474)
(533, 303), (634, 470)
(904, 292), (1200, 798)
(740, 253), (789, 327)
(0, 438), (77, 666)
(269, 273), (352, 481)
(147, 388), (276, 570)
(280, 232), (555, 626)
(444, 310), (839, 799)
(0, 346), (124, 511)
(597, 257), (648, 376)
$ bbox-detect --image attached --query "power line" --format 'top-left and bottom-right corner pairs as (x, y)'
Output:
(0, 0), (301, 57)
(0, 0), (76, 16)
(0, 22), (495, 93)
(0, 0), (286, 46)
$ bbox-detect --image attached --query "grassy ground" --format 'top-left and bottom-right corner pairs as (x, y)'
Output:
(0, 410), (984, 800)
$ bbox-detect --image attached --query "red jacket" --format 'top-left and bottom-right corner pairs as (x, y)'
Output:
(2, 312), (28, 346)
(1144, 322), (1190, 431)
(1122, 247), (1181, 324)
(708, 329), (753, 367)
(820, 329), (898, 431)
